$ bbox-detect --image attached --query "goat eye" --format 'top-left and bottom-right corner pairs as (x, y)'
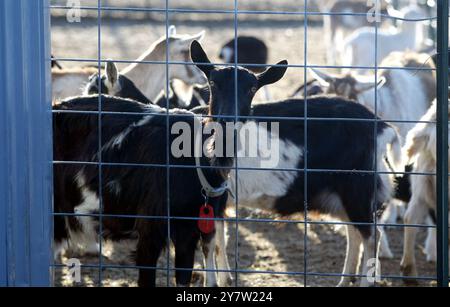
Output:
(251, 86), (257, 93)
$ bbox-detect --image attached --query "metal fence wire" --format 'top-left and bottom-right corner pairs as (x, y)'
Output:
(45, 0), (449, 287)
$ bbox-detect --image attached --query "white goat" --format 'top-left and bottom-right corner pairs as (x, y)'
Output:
(120, 25), (206, 101)
(321, 0), (391, 66)
(310, 51), (435, 151)
(51, 26), (206, 102)
(309, 51), (436, 258)
(400, 99), (450, 284)
(342, 5), (427, 72)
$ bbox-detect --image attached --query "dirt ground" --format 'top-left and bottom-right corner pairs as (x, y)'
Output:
(51, 1), (439, 287)
(54, 208), (437, 287)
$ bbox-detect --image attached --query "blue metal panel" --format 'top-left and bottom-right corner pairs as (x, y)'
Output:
(0, 1), (7, 284)
(0, 0), (52, 287)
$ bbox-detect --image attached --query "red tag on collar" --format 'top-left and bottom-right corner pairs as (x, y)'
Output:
(198, 204), (215, 234)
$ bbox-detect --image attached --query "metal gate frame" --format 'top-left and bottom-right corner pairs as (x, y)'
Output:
(435, 0), (449, 288)
(0, 0), (52, 287)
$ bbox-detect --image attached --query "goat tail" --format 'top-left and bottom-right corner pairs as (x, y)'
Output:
(403, 123), (428, 164)
(389, 126), (403, 170)
(380, 125), (403, 171)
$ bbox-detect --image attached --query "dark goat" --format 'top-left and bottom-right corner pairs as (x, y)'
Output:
(191, 40), (396, 287)
(219, 36), (268, 73)
(85, 61), (209, 110)
(53, 95), (228, 287)
(155, 82), (209, 110)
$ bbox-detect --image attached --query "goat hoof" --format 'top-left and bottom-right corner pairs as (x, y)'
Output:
(425, 249), (437, 263)
(224, 275), (234, 287)
(400, 264), (419, 286)
(337, 279), (352, 287)
(379, 249), (394, 259)
(402, 278), (419, 286)
(426, 255), (436, 263)
(218, 273), (234, 287)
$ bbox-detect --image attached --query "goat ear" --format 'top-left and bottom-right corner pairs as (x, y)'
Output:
(190, 30), (205, 43)
(257, 60), (288, 88)
(190, 40), (213, 78)
(168, 25), (177, 37)
(308, 68), (333, 87)
(106, 60), (119, 86)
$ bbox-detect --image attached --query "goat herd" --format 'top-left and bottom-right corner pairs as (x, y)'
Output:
(51, 1), (448, 287)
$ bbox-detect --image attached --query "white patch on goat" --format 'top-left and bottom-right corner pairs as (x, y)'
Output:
(229, 122), (303, 210)
(104, 78), (122, 95)
(66, 172), (100, 254)
(375, 128), (395, 204)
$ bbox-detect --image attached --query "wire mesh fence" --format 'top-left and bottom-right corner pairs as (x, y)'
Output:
(47, 0), (449, 287)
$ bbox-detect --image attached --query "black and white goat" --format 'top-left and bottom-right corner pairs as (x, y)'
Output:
(53, 42), (287, 287)
(190, 41), (397, 287)
(53, 96), (230, 287)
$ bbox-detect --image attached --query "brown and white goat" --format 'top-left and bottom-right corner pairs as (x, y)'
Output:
(400, 99), (450, 284)
(310, 51), (436, 165)
(51, 26), (206, 102)
(52, 66), (100, 102)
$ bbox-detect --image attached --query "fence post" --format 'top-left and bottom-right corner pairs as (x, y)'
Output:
(0, 0), (53, 286)
(436, 0), (449, 288)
